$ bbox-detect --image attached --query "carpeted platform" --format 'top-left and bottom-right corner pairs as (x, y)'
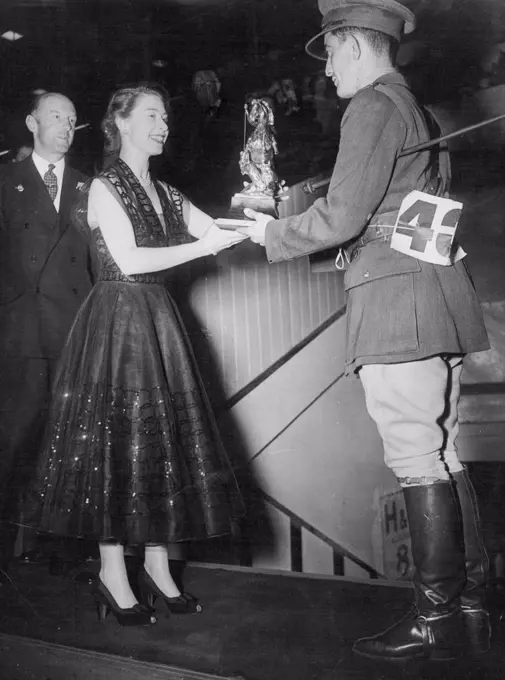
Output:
(0, 561), (504, 680)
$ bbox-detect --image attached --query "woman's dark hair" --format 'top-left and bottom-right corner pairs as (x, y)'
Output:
(330, 26), (399, 64)
(101, 82), (171, 167)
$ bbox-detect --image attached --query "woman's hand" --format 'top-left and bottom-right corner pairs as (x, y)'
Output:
(200, 222), (248, 256)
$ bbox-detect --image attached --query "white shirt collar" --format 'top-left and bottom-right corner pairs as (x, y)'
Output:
(31, 151), (65, 182)
(31, 151), (66, 211)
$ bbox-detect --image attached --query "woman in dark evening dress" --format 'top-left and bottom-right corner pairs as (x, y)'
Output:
(27, 84), (246, 626)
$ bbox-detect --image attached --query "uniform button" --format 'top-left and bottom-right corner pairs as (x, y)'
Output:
(30, 255), (37, 262)
(72, 288), (78, 294)
(363, 271), (370, 278)
(71, 256), (76, 263)
(24, 223), (29, 229)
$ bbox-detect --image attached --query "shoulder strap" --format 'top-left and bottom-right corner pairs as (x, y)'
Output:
(374, 82), (451, 196)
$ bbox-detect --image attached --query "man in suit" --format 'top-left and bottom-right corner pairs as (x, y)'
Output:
(240, 0), (491, 663)
(0, 92), (95, 577)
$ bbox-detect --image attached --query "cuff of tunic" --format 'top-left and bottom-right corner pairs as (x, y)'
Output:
(265, 218), (289, 263)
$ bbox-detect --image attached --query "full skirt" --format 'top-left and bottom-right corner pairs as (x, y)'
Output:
(25, 280), (243, 544)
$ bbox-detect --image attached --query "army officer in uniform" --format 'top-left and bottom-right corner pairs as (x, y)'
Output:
(241, 0), (491, 663)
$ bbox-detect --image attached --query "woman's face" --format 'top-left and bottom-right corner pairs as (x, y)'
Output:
(120, 93), (169, 157)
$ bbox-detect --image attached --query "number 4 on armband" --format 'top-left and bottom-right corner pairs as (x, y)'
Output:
(391, 190), (466, 266)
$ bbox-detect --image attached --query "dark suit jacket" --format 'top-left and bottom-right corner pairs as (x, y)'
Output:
(0, 156), (95, 359)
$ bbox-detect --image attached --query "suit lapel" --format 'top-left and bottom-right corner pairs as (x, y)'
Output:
(22, 156), (59, 223)
(51, 165), (84, 269)
(35, 165), (81, 287)
(56, 165), (76, 237)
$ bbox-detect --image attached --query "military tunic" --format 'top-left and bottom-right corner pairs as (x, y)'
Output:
(265, 72), (489, 372)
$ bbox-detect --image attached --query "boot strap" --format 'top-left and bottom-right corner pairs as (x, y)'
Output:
(418, 611), (458, 623)
(417, 611), (457, 657)
(417, 616), (434, 656)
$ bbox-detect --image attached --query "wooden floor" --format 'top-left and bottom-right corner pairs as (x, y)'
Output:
(0, 560), (504, 680)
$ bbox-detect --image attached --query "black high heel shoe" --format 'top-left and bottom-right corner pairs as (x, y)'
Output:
(138, 567), (202, 614)
(93, 578), (156, 626)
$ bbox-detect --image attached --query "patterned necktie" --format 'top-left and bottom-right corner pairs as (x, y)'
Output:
(44, 163), (58, 201)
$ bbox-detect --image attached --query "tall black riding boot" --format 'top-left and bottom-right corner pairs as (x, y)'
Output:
(353, 482), (467, 661)
(454, 469), (491, 654)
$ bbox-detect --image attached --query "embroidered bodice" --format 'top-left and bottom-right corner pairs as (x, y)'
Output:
(89, 159), (191, 283)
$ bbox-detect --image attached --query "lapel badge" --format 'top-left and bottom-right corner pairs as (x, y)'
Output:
(15, 184), (24, 192)
(76, 181), (85, 191)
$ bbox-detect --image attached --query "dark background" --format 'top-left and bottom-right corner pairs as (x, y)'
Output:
(1, 0), (505, 206)
(0, 1), (504, 130)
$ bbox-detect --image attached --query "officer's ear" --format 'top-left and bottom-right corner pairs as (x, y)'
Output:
(26, 114), (37, 134)
(350, 34), (362, 61)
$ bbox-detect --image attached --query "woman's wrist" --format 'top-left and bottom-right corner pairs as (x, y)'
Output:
(196, 233), (217, 258)
(202, 220), (218, 237)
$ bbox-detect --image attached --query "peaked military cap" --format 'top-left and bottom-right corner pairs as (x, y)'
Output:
(305, 0), (416, 60)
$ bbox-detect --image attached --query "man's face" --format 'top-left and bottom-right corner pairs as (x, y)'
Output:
(324, 32), (359, 99)
(27, 94), (77, 159)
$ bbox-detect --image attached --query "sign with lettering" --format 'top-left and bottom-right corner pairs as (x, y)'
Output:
(390, 190), (466, 266)
(381, 490), (413, 581)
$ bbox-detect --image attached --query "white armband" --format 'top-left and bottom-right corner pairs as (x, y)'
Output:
(390, 190), (466, 266)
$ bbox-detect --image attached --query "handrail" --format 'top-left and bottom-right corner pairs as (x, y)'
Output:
(216, 305), (382, 578)
(259, 489), (383, 579)
(229, 370), (385, 580)
(220, 304), (346, 412)
(244, 371), (344, 467)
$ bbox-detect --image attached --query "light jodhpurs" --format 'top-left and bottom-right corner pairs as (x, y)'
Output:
(359, 355), (465, 487)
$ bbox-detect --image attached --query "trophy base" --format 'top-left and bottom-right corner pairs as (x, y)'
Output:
(230, 192), (278, 218)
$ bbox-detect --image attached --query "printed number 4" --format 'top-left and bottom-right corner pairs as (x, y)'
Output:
(395, 199), (461, 255)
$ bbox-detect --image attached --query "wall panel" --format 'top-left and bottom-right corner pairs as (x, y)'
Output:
(180, 177), (343, 402)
